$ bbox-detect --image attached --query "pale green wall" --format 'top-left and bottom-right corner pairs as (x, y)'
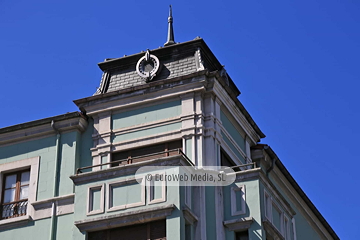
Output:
(74, 170), (182, 239)
(205, 186), (217, 240)
(0, 130), (85, 239)
(263, 172), (324, 240)
(222, 134), (245, 164)
(112, 100), (181, 130)
(0, 218), (51, 239)
(220, 110), (245, 152)
(112, 122), (181, 143)
(185, 138), (192, 161)
(223, 179), (264, 240)
(58, 131), (80, 197)
(78, 118), (93, 171)
(0, 131), (79, 200)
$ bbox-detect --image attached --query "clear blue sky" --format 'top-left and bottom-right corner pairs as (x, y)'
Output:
(1, 0), (358, 238)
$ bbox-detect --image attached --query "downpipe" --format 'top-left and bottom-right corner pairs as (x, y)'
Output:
(50, 120), (61, 240)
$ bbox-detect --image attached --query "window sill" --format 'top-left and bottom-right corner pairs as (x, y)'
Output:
(0, 215), (31, 230)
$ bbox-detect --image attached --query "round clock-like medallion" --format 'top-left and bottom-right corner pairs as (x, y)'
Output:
(136, 50), (161, 81)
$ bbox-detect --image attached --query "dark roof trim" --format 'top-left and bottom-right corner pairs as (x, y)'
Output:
(253, 144), (339, 240)
(0, 112), (86, 134)
(97, 38), (223, 73)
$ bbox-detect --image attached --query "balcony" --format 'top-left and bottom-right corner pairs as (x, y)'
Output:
(0, 199), (28, 220)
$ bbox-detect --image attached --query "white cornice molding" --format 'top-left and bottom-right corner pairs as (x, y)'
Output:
(81, 80), (206, 115)
(74, 204), (175, 232)
(31, 194), (75, 220)
(0, 117), (87, 146)
(112, 117), (181, 136)
(223, 217), (253, 231)
(213, 80), (260, 144)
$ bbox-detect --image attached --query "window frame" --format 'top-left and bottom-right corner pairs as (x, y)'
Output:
(0, 156), (39, 226)
(1, 169), (30, 219)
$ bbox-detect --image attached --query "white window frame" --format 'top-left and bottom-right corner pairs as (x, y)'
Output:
(0, 157), (39, 226)
(147, 173), (166, 205)
(292, 218), (297, 240)
(272, 201), (284, 233)
(264, 190), (272, 220)
(184, 179), (191, 209)
(264, 189), (296, 239)
(107, 178), (145, 212)
(86, 184), (105, 216)
(284, 215), (291, 239)
(231, 185), (246, 216)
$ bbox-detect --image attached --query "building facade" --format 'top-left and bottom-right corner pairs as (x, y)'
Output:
(0, 12), (338, 240)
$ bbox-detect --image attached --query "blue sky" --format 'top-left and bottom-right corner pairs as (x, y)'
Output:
(1, 0), (359, 238)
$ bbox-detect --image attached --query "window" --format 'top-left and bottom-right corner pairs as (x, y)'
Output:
(88, 220), (166, 240)
(236, 231), (249, 240)
(1, 170), (30, 219)
(112, 140), (182, 166)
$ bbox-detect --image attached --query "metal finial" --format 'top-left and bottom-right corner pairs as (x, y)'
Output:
(164, 5), (175, 46)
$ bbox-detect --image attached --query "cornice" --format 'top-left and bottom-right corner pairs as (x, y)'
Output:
(252, 145), (339, 240)
(75, 204), (175, 232)
(74, 72), (207, 114)
(0, 113), (88, 146)
(212, 80), (264, 143)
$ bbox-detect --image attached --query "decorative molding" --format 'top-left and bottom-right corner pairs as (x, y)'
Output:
(76, 75), (206, 115)
(194, 48), (205, 71)
(87, 184), (105, 216)
(183, 205), (198, 224)
(136, 50), (161, 81)
(74, 204), (175, 232)
(213, 80), (261, 144)
(263, 219), (285, 240)
(223, 217), (253, 231)
(32, 194), (75, 220)
(147, 173), (166, 205)
(111, 117), (181, 136)
(231, 185), (246, 216)
(0, 215), (32, 231)
(0, 117), (88, 146)
(0, 156), (40, 220)
(107, 178), (145, 212)
(112, 130), (183, 152)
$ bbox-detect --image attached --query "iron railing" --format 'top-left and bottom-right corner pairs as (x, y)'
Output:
(76, 148), (192, 174)
(1, 199), (28, 219)
(225, 162), (257, 172)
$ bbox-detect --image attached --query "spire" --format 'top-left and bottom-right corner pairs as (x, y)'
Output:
(164, 5), (175, 46)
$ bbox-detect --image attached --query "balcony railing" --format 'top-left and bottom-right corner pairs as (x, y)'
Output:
(76, 149), (192, 174)
(1, 199), (28, 219)
(225, 162), (257, 172)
